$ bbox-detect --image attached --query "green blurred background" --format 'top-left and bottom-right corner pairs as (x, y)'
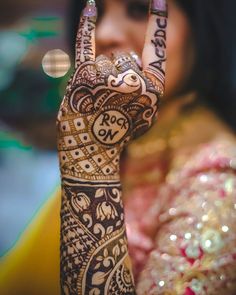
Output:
(0, 0), (71, 256)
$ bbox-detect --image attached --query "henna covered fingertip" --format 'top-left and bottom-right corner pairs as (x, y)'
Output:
(83, 0), (97, 17)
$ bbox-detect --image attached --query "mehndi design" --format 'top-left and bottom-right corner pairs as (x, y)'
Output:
(57, 0), (167, 294)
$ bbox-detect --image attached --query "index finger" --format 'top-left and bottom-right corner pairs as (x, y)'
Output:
(75, 0), (97, 68)
(142, 0), (168, 90)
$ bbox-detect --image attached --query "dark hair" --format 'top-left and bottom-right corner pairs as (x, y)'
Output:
(68, 0), (236, 131)
(176, 0), (236, 131)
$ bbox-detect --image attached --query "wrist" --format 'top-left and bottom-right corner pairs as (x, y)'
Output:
(59, 146), (121, 182)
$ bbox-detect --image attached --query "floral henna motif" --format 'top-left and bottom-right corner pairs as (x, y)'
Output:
(57, 0), (167, 294)
(60, 183), (135, 295)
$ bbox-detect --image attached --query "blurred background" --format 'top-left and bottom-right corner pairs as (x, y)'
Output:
(0, 0), (70, 257)
(1, 0), (236, 267)
(0, 1), (236, 294)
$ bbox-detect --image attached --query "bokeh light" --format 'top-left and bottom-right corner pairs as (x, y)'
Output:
(42, 49), (71, 78)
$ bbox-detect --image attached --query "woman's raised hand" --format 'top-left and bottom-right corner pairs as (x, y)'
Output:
(58, 2), (167, 294)
(57, 0), (167, 180)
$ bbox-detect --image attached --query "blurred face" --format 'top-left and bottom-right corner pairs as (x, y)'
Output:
(96, 0), (195, 98)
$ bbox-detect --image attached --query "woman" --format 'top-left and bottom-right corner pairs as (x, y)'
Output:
(58, 0), (236, 294)
(0, 0), (235, 294)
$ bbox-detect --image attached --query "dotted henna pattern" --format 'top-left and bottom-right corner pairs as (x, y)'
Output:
(57, 0), (167, 294)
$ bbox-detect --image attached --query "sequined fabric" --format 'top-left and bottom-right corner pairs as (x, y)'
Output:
(124, 137), (236, 294)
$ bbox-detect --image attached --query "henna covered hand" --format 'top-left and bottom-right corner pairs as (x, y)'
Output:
(57, 0), (167, 177)
(57, 0), (167, 294)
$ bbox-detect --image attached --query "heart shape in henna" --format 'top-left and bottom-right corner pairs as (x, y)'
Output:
(70, 87), (96, 114)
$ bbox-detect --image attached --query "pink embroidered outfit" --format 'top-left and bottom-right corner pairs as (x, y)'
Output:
(124, 135), (236, 294)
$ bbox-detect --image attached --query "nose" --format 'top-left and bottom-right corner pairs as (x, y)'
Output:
(96, 14), (127, 56)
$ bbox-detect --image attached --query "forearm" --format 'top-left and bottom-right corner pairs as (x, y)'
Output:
(60, 161), (135, 294)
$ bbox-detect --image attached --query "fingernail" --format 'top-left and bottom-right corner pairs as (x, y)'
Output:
(130, 51), (142, 68)
(151, 0), (167, 13)
(83, 0), (97, 17)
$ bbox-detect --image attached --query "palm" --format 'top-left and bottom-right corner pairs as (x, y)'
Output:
(57, 4), (167, 180)
(58, 56), (160, 150)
